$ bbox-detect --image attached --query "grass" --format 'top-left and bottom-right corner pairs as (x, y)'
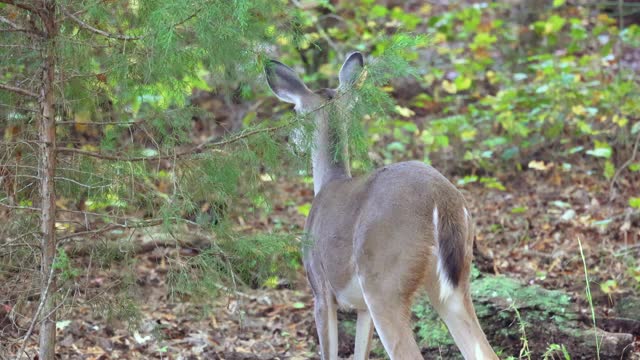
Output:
(577, 236), (601, 360)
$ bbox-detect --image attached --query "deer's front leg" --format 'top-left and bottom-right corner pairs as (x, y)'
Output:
(313, 296), (339, 360)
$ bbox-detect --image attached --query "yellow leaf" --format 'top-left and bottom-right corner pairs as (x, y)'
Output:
(486, 70), (497, 85)
(442, 80), (457, 94)
(419, 4), (432, 14)
(571, 105), (586, 116)
(276, 35), (289, 46)
(612, 114), (628, 127)
(528, 160), (553, 171)
(395, 105), (415, 118)
(422, 74), (435, 86)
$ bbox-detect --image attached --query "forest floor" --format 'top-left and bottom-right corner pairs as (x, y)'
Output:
(4, 156), (639, 359)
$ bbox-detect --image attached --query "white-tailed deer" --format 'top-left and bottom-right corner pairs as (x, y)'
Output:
(265, 53), (498, 360)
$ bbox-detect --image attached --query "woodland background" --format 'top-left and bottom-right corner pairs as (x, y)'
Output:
(0, 0), (639, 359)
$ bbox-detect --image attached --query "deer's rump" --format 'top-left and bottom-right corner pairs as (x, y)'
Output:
(304, 161), (470, 309)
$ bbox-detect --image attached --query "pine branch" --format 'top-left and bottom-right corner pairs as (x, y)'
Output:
(0, 15), (44, 36)
(0, 82), (38, 98)
(57, 219), (164, 243)
(62, 4), (207, 41)
(0, 0), (40, 14)
(57, 124), (288, 162)
(55, 120), (138, 126)
(61, 7), (140, 40)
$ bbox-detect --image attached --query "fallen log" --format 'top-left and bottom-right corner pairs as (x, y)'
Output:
(334, 273), (637, 359)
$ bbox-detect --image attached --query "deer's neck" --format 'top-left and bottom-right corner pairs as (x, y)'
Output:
(312, 117), (350, 195)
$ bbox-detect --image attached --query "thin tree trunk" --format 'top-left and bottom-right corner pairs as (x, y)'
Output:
(38, 1), (58, 359)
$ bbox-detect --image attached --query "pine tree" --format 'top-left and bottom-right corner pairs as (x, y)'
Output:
(0, 1), (421, 358)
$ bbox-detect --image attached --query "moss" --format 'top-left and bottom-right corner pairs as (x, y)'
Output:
(411, 273), (575, 353)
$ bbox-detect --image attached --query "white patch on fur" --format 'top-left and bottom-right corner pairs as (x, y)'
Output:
(336, 275), (366, 310)
(445, 290), (465, 314)
(463, 207), (469, 225)
(433, 206), (454, 303)
(475, 342), (485, 360)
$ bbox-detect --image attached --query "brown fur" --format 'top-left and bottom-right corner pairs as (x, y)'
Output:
(265, 54), (497, 360)
(438, 205), (467, 287)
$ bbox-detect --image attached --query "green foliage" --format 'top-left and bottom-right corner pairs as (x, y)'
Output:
(168, 233), (300, 299)
(543, 344), (571, 360)
(292, 33), (428, 172)
(302, 1), (640, 181)
(53, 248), (81, 282)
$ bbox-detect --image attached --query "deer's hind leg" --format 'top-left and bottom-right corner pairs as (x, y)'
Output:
(353, 309), (374, 360)
(355, 245), (427, 360)
(306, 261), (339, 360)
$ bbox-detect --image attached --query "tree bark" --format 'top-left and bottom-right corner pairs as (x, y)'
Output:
(37, 1), (57, 359)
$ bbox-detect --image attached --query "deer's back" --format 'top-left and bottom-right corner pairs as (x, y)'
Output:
(304, 161), (467, 309)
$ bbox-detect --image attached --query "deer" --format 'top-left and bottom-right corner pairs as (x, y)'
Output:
(265, 52), (498, 360)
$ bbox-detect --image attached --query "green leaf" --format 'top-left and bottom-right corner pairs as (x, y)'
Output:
(292, 302), (306, 309)
(551, 200), (571, 208)
(387, 141), (406, 152)
(553, 0), (566, 7)
(370, 5), (389, 18)
(629, 197), (640, 209)
(592, 218), (613, 227)
(297, 203), (311, 216)
(569, 146), (584, 154)
(604, 160), (615, 179)
(586, 148), (611, 158)
(454, 75), (472, 91)
(457, 175), (478, 186)
(434, 135), (449, 148)
(599, 279), (617, 294)
(511, 206), (528, 214)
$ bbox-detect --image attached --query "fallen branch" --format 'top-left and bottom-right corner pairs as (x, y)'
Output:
(15, 252), (56, 360)
(57, 218), (164, 243)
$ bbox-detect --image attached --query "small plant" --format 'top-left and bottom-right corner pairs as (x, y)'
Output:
(577, 237), (601, 360)
(52, 249), (80, 282)
(543, 343), (571, 360)
(510, 303), (531, 360)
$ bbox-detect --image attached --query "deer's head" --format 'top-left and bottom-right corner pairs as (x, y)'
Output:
(265, 51), (364, 114)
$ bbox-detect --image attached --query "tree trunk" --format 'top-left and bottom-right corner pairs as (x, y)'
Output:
(37, 1), (58, 359)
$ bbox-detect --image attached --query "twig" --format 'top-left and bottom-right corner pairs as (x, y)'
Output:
(0, 0), (40, 14)
(0, 201), (40, 211)
(57, 218), (164, 243)
(62, 1), (208, 42)
(55, 120), (138, 126)
(61, 7), (140, 40)
(0, 82), (38, 98)
(609, 130), (640, 200)
(0, 15), (44, 36)
(15, 252), (56, 360)
(57, 124), (287, 161)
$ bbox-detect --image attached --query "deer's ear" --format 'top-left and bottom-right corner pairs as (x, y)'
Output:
(265, 60), (312, 108)
(338, 52), (364, 89)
